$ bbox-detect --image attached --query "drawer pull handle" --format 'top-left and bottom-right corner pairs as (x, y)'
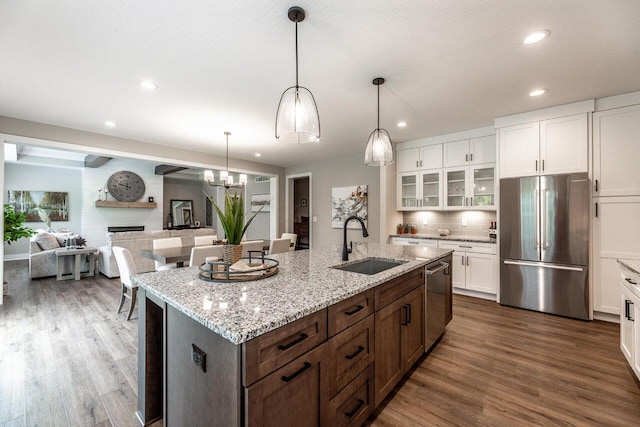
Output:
(278, 333), (309, 351)
(460, 245), (472, 249)
(345, 305), (364, 316)
(345, 345), (365, 360)
(626, 277), (638, 285)
(281, 362), (312, 383)
(345, 399), (365, 418)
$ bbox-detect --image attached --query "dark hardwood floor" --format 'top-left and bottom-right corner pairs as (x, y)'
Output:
(1, 259), (639, 426)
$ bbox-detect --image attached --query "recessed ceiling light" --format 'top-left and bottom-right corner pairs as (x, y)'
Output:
(139, 80), (158, 90)
(254, 153), (262, 157)
(104, 121), (118, 127)
(397, 121), (407, 128)
(529, 89), (547, 97)
(523, 30), (550, 45)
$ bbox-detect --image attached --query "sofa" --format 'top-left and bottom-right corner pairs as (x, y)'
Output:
(98, 228), (217, 278)
(29, 230), (90, 279)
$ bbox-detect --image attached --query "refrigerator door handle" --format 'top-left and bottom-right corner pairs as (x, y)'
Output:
(534, 188), (540, 249)
(503, 260), (585, 272)
(542, 188), (548, 249)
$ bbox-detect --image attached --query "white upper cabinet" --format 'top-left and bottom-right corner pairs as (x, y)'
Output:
(498, 113), (588, 178)
(498, 122), (540, 178)
(594, 104), (640, 197)
(444, 136), (496, 168)
(397, 144), (442, 173)
(540, 114), (588, 175)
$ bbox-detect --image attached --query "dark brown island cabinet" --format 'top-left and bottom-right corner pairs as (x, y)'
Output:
(137, 254), (453, 427)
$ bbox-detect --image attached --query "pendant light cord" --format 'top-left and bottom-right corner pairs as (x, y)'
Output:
(377, 83), (380, 130)
(295, 19), (299, 88)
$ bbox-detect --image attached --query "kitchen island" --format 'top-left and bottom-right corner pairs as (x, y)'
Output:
(133, 242), (452, 426)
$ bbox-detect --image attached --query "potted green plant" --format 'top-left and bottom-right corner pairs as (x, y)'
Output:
(204, 190), (263, 264)
(4, 203), (36, 295)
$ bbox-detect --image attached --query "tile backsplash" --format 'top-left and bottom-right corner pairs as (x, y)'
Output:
(402, 210), (497, 238)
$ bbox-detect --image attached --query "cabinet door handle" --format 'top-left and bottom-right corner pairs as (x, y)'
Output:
(466, 256), (469, 266)
(470, 153), (473, 162)
(345, 345), (365, 360)
(470, 197), (473, 206)
(626, 277), (638, 285)
(401, 305), (409, 325)
(542, 159), (545, 171)
(345, 305), (364, 316)
(281, 362), (312, 382)
(595, 179), (599, 192)
(407, 303), (412, 324)
(420, 160), (423, 167)
(595, 202), (598, 218)
(535, 160), (538, 171)
(625, 300), (634, 321)
(416, 160), (419, 168)
(277, 333), (309, 351)
(461, 256), (465, 266)
(465, 154), (469, 162)
(345, 399), (365, 418)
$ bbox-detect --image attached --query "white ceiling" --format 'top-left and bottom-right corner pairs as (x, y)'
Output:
(1, 0), (639, 168)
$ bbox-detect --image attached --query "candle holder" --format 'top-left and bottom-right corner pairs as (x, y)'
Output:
(104, 189), (109, 201)
(97, 187), (102, 201)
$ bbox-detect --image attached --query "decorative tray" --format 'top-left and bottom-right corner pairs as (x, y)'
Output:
(198, 255), (279, 283)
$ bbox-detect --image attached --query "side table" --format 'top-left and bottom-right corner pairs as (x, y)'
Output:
(55, 247), (99, 281)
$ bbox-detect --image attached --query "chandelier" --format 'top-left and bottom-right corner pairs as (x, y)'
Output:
(203, 131), (247, 188)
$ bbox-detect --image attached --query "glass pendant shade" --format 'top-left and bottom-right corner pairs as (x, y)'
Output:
(276, 86), (320, 143)
(365, 129), (394, 166)
(239, 174), (248, 185)
(219, 170), (228, 181)
(204, 170), (214, 182)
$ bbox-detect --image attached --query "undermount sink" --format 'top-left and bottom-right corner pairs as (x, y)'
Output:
(332, 257), (407, 275)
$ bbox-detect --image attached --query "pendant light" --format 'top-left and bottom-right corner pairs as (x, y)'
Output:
(204, 132), (248, 189)
(275, 6), (320, 144)
(365, 77), (394, 166)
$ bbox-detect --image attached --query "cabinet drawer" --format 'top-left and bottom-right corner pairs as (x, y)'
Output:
(245, 342), (329, 427)
(328, 315), (374, 397)
(438, 240), (497, 255)
(328, 289), (374, 336)
(375, 267), (424, 310)
(243, 309), (327, 386)
(327, 364), (375, 427)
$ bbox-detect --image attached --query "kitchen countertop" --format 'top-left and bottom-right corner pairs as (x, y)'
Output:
(390, 233), (497, 244)
(619, 259), (640, 276)
(132, 242), (452, 345)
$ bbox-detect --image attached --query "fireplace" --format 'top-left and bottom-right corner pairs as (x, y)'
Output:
(107, 226), (145, 233)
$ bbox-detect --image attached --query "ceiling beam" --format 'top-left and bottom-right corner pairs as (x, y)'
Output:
(84, 155), (112, 168)
(155, 164), (188, 175)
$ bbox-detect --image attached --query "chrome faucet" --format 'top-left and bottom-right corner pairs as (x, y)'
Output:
(342, 215), (369, 261)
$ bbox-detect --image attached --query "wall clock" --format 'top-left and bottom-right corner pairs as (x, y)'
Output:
(107, 171), (146, 202)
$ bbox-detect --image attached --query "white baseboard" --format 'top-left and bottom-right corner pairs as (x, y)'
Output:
(4, 254), (28, 261)
(593, 311), (620, 324)
(452, 287), (497, 302)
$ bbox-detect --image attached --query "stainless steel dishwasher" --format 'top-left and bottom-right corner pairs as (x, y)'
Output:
(425, 258), (450, 351)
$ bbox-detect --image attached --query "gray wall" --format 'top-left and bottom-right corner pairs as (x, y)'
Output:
(164, 177), (210, 229)
(286, 153), (381, 249)
(4, 163), (82, 258)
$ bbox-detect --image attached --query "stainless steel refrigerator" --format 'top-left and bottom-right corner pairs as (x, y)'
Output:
(500, 173), (590, 320)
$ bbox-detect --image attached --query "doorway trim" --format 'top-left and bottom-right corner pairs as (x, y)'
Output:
(285, 172), (312, 249)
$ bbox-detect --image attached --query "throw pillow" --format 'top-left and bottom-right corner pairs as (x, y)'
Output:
(34, 232), (61, 251)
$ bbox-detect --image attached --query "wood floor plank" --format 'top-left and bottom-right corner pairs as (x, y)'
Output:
(100, 383), (139, 427)
(24, 372), (68, 427)
(0, 351), (24, 424)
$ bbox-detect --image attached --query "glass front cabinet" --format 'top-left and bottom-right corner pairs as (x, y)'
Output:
(444, 164), (495, 210)
(398, 170), (443, 210)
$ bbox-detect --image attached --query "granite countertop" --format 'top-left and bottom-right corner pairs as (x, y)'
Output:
(619, 259), (640, 276)
(390, 233), (497, 244)
(132, 243), (452, 345)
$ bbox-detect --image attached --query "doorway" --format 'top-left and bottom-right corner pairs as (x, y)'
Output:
(286, 173), (311, 250)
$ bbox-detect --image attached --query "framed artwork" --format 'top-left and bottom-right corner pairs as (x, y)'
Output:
(250, 193), (271, 212)
(7, 190), (69, 222)
(205, 197), (213, 226)
(331, 185), (368, 229)
(301, 198), (307, 207)
(170, 199), (193, 226)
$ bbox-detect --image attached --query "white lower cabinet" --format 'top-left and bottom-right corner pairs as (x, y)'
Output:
(593, 196), (640, 315)
(619, 263), (640, 381)
(437, 241), (497, 295)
